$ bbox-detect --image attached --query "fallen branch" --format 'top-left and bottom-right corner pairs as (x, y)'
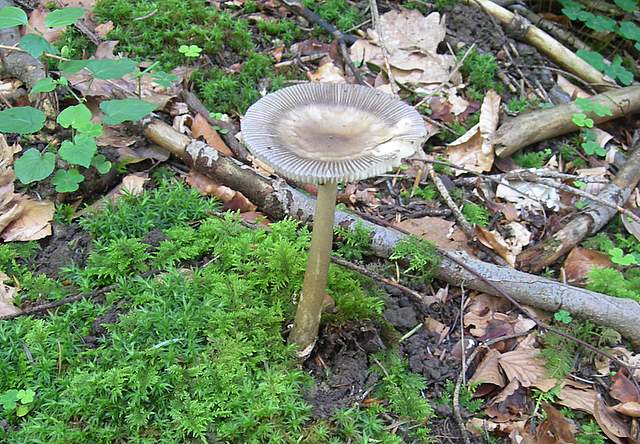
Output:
(463, 0), (616, 90)
(142, 118), (640, 344)
(518, 138), (640, 272)
(495, 85), (640, 157)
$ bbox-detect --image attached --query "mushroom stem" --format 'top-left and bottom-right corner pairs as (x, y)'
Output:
(289, 182), (338, 357)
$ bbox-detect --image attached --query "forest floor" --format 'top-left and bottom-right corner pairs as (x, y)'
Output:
(1, 0), (640, 443)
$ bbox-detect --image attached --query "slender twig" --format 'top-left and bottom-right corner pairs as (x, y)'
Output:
(426, 163), (475, 239)
(367, 0), (398, 95)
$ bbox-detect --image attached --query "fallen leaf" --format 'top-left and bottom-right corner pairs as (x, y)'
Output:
(469, 349), (507, 389)
(496, 179), (560, 212)
(0, 282), (19, 316)
(485, 379), (529, 422)
(557, 74), (590, 99)
(476, 226), (515, 266)
(446, 90), (500, 175)
(563, 247), (613, 285)
(95, 21), (114, 38)
(191, 114), (233, 157)
(537, 403), (577, 444)
(394, 216), (471, 253)
(622, 193), (640, 243)
(187, 171), (235, 202)
(423, 316), (449, 338)
(1, 200), (54, 242)
(223, 191), (257, 213)
(613, 402), (640, 417)
(307, 61), (346, 83)
(498, 349), (555, 389)
(611, 372), (640, 403)
(594, 395), (629, 444)
(557, 385), (597, 415)
(28, 6), (64, 43)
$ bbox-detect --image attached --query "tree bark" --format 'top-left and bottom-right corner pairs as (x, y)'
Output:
(143, 119), (640, 344)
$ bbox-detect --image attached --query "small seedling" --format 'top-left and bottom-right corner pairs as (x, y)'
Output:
(554, 310), (573, 324)
(178, 44), (202, 58)
(608, 247), (638, 266)
(572, 113), (594, 128)
(0, 388), (36, 417)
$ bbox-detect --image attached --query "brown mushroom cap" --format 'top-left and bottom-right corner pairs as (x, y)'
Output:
(241, 83), (427, 184)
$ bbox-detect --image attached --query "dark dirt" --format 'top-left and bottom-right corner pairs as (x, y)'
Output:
(32, 223), (92, 279)
(83, 299), (127, 348)
(446, 3), (555, 94)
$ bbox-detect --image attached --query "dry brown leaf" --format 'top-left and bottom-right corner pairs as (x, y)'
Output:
(187, 171), (235, 202)
(469, 349), (507, 388)
(476, 226), (515, 266)
(556, 74), (590, 99)
(191, 114), (233, 157)
(95, 21), (114, 38)
(557, 386), (597, 415)
(594, 395), (629, 444)
(622, 193), (640, 243)
(1, 200), (54, 242)
(485, 379), (529, 422)
(613, 402), (640, 417)
(0, 282), (19, 316)
(611, 372), (640, 403)
(223, 192), (257, 213)
(537, 404), (577, 444)
(564, 247), (613, 285)
(394, 216), (471, 253)
(498, 349), (549, 388)
(307, 61), (346, 83)
(423, 316), (449, 338)
(446, 90), (500, 175)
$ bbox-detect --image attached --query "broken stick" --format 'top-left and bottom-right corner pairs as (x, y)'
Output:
(142, 119), (640, 344)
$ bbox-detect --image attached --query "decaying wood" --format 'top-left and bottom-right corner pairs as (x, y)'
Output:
(518, 141), (640, 273)
(0, 0), (46, 88)
(143, 119), (640, 344)
(463, 0), (615, 90)
(495, 85), (640, 157)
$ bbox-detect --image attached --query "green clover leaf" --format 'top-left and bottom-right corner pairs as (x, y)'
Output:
(31, 77), (57, 94)
(554, 310), (573, 324)
(178, 44), (202, 58)
(582, 140), (606, 157)
(16, 404), (30, 417)
(614, 0), (637, 13)
(572, 113), (593, 128)
(604, 56), (634, 86)
(577, 50), (606, 72)
(16, 389), (35, 404)
(59, 134), (98, 168)
(52, 169), (84, 193)
(608, 247), (638, 266)
(91, 154), (112, 175)
(14, 149), (56, 184)
(574, 98), (612, 117)
(618, 21), (640, 42)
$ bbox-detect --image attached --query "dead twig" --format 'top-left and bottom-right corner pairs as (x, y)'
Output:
(367, 0), (397, 95)
(426, 163), (475, 239)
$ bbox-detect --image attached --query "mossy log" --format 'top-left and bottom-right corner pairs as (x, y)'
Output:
(143, 119), (640, 345)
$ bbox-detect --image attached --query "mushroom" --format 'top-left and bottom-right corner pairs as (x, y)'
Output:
(241, 83), (427, 357)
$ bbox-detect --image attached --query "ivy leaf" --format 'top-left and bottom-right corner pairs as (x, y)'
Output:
(614, 0), (637, 12)
(44, 7), (85, 28)
(19, 34), (57, 58)
(0, 107), (45, 134)
(16, 389), (35, 404)
(618, 21), (640, 42)
(0, 6), (28, 29)
(604, 56), (634, 86)
(100, 98), (156, 124)
(582, 140), (606, 157)
(584, 15), (616, 32)
(85, 59), (136, 80)
(571, 113), (593, 128)
(56, 104), (92, 130)
(58, 135), (97, 168)
(576, 49), (606, 72)
(608, 247), (637, 266)
(14, 149), (56, 184)
(91, 154), (112, 174)
(52, 169), (84, 193)
(31, 77), (57, 93)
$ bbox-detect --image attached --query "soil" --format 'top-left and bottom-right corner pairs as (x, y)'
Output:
(32, 223), (92, 279)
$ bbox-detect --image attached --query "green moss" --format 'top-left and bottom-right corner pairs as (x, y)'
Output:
(462, 202), (490, 227)
(257, 19), (302, 44)
(514, 148), (552, 169)
(459, 48), (499, 101)
(302, 0), (361, 32)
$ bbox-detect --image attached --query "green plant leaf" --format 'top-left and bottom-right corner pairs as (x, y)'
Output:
(178, 44), (202, 58)
(56, 103), (92, 130)
(31, 77), (57, 93)
(85, 59), (137, 80)
(59, 59), (87, 74)
(59, 135), (97, 168)
(614, 0), (637, 12)
(0, 390), (19, 411)
(19, 34), (57, 58)
(15, 404), (30, 417)
(76, 121), (103, 137)
(554, 310), (573, 324)
(52, 169), (84, 193)
(14, 149), (55, 184)
(604, 56), (634, 86)
(576, 50), (606, 72)
(608, 247), (637, 266)
(618, 21), (640, 41)
(44, 7), (85, 28)
(584, 15), (616, 32)
(575, 98), (612, 117)
(0, 106), (45, 134)
(91, 154), (112, 174)
(151, 70), (178, 88)
(16, 389), (35, 404)
(582, 140), (605, 157)
(100, 98), (156, 124)
(0, 6), (27, 29)
(561, 4), (583, 20)
(571, 113), (593, 128)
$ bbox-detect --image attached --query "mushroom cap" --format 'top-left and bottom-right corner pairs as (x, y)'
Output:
(241, 83), (427, 184)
